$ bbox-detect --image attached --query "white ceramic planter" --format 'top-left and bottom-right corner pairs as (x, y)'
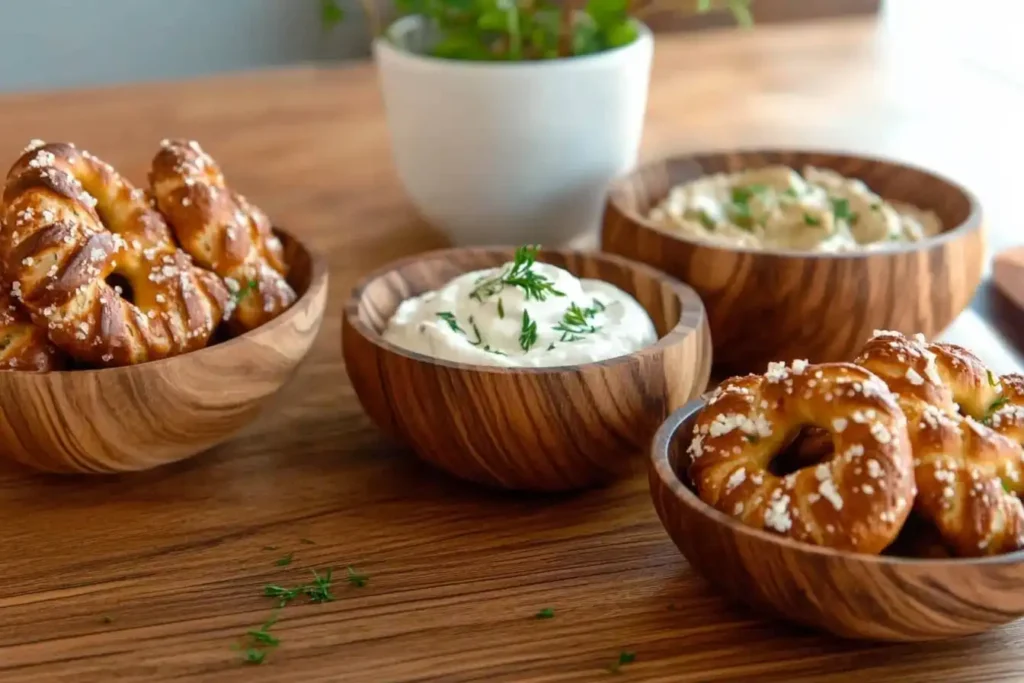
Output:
(374, 16), (654, 247)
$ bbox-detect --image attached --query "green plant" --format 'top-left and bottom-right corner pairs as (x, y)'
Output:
(321, 0), (752, 61)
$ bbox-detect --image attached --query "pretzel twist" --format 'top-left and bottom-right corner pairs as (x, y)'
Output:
(688, 360), (915, 553)
(0, 284), (63, 371)
(854, 331), (1024, 557)
(0, 141), (230, 367)
(149, 139), (295, 332)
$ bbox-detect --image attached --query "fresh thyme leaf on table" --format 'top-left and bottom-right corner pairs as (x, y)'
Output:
(608, 650), (637, 673)
(275, 552), (294, 567)
(535, 607), (555, 619)
(264, 567), (337, 606)
(347, 565), (369, 588)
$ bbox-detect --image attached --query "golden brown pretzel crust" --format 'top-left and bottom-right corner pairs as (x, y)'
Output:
(149, 139), (295, 332)
(0, 284), (63, 371)
(689, 360), (915, 554)
(854, 331), (1024, 557)
(0, 141), (230, 367)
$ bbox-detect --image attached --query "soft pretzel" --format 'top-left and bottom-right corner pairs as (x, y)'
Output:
(0, 141), (231, 367)
(854, 331), (1024, 557)
(688, 360), (915, 554)
(0, 284), (63, 371)
(149, 139), (295, 332)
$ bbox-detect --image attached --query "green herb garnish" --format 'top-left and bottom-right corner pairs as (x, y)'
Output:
(547, 342), (556, 351)
(436, 311), (464, 334)
(237, 612), (280, 665)
(593, 298), (606, 312)
(483, 345), (508, 356)
(467, 315), (483, 346)
(803, 213), (821, 226)
(871, 203), (882, 211)
(469, 245), (565, 303)
(830, 197), (854, 222)
(275, 553), (294, 567)
(232, 279), (259, 304)
(731, 184), (769, 204)
(553, 301), (601, 341)
(745, 435), (759, 444)
(535, 607), (555, 619)
(519, 309), (538, 352)
(726, 201), (755, 230)
(264, 568), (336, 606)
(608, 651), (637, 674)
(497, 297), (505, 319)
(988, 369), (999, 387)
(983, 396), (1010, 425)
(346, 565), (369, 588)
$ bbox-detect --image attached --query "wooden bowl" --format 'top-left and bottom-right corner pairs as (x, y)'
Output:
(0, 230), (329, 474)
(649, 400), (1024, 641)
(342, 247), (712, 492)
(602, 149), (985, 375)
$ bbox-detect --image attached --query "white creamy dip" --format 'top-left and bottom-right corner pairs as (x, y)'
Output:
(381, 250), (658, 368)
(648, 165), (943, 252)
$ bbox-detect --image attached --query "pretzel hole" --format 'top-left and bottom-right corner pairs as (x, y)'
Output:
(767, 427), (836, 477)
(105, 273), (135, 304)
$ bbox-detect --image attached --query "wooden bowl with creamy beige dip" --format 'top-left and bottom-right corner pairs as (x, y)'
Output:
(341, 247), (712, 491)
(602, 149), (985, 375)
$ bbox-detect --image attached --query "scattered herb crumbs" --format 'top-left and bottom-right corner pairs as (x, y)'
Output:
(232, 279), (259, 304)
(237, 611), (281, 665)
(698, 210), (716, 231)
(436, 311), (464, 334)
(247, 629), (280, 647)
(871, 203), (882, 211)
(593, 298), (605, 312)
(830, 197), (853, 221)
(608, 651), (637, 673)
(803, 213), (821, 226)
(1003, 479), (1013, 493)
(730, 184), (768, 204)
(745, 435), (759, 444)
(988, 369), (999, 387)
(519, 309), (538, 352)
(547, 342), (556, 351)
(243, 648), (268, 665)
(264, 567), (336, 606)
(535, 607), (555, 619)
(467, 315), (484, 346)
(275, 553), (294, 567)
(983, 396), (1010, 425)
(497, 297), (505, 319)
(347, 565), (369, 588)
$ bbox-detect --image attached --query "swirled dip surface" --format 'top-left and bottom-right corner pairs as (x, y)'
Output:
(648, 165), (942, 252)
(381, 255), (657, 368)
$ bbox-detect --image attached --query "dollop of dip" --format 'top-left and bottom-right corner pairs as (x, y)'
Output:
(647, 165), (942, 252)
(381, 247), (657, 368)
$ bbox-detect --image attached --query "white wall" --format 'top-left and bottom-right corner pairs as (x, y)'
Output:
(0, 0), (372, 93)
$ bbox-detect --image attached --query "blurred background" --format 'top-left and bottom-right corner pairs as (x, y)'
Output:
(0, 0), (1016, 93)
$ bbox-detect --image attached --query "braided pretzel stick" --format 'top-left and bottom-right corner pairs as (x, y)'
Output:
(855, 331), (1024, 557)
(688, 360), (915, 553)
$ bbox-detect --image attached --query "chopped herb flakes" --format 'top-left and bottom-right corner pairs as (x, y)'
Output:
(469, 244), (565, 302)
(803, 213), (821, 226)
(983, 396), (1010, 425)
(275, 553), (293, 567)
(436, 311), (464, 334)
(535, 607), (555, 619)
(346, 565), (369, 588)
(608, 651), (637, 674)
(519, 309), (538, 352)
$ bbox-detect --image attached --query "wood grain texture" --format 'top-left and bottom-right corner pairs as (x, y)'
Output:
(649, 399), (1024, 641)
(0, 16), (1023, 683)
(602, 150), (986, 374)
(0, 231), (328, 474)
(342, 248), (712, 491)
(994, 247), (1024, 313)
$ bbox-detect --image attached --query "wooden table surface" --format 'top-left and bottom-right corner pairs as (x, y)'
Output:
(2, 16), (1024, 683)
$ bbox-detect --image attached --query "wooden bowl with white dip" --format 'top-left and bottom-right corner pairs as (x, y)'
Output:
(602, 150), (985, 375)
(341, 247), (712, 491)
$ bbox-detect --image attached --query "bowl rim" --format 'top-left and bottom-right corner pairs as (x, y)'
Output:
(650, 398), (1024, 567)
(343, 245), (708, 375)
(607, 146), (984, 260)
(19, 227), (329, 377)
